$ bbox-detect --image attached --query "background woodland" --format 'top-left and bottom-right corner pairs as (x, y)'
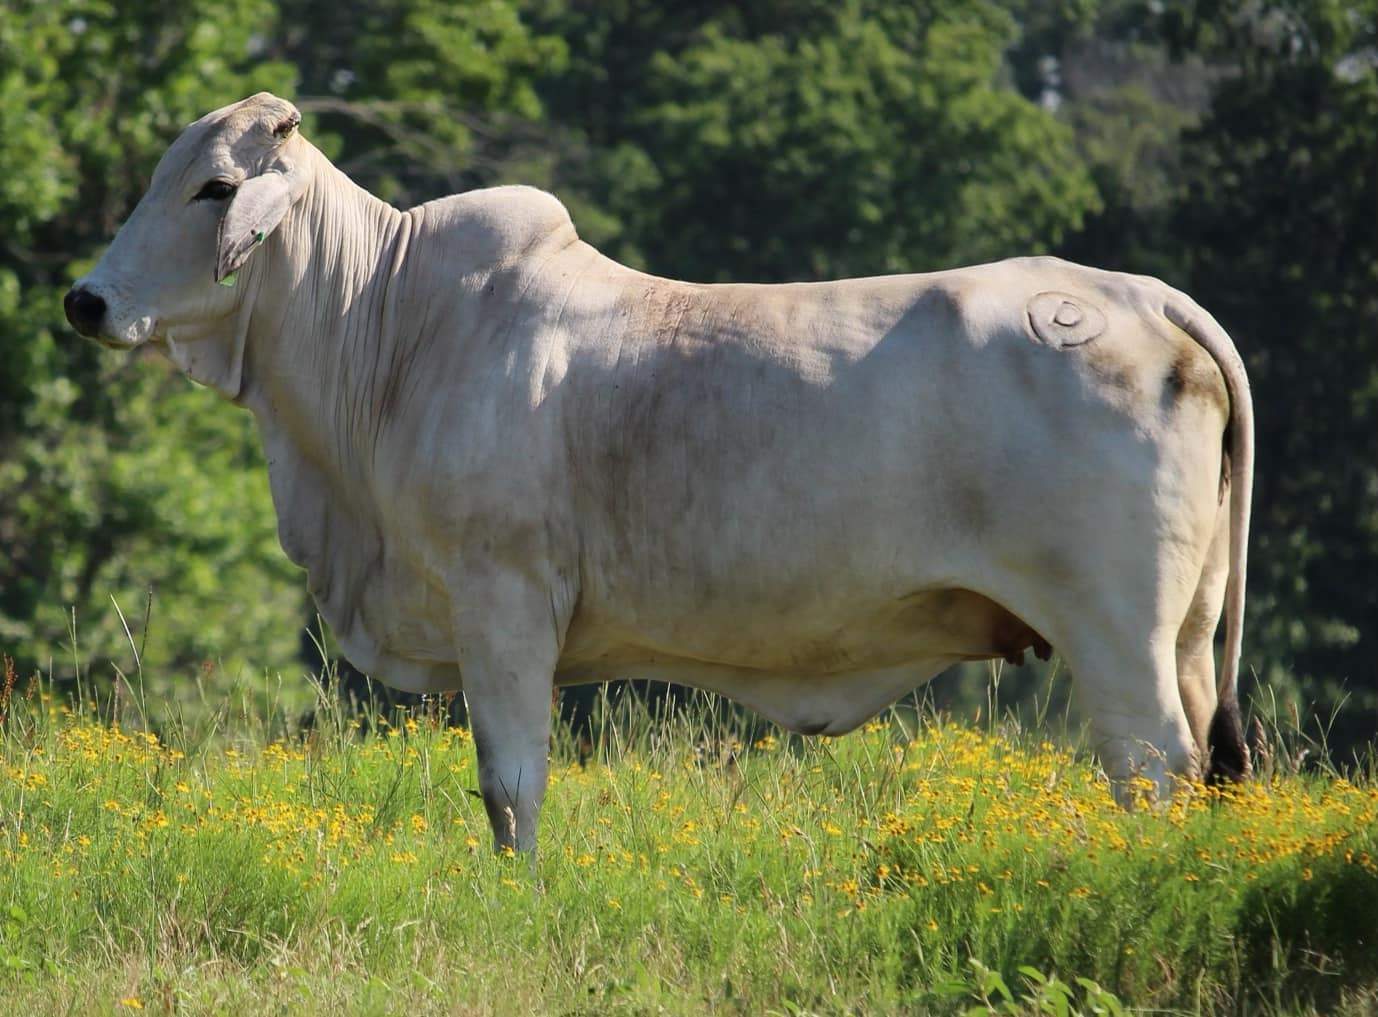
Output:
(0, 0), (1373, 750)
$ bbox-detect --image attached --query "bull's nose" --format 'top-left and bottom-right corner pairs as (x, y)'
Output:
(64, 287), (107, 338)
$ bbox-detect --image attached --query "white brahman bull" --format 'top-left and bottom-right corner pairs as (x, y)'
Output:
(66, 94), (1253, 852)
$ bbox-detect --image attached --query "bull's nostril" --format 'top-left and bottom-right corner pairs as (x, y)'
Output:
(64, 287), (107, 338)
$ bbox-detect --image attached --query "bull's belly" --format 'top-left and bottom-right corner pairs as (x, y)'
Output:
(556, 587), (1049, 732)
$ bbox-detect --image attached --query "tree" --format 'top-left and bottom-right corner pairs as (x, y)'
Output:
(1, 0), (1372, 751)
(529, 0), (1102, 281)
(1164, 0), (1378, 745)
(0, 1), (304, 702)
(272, 0), (567, 206)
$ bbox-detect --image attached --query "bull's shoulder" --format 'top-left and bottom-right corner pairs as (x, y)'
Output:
(408, 185), (579, 272)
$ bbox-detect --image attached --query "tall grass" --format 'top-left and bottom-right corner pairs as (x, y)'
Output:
(0, 663), (1375, 1016)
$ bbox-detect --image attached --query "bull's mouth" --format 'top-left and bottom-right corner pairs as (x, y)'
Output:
(89, 317), (158, 351)
(86, 334), (152, 353)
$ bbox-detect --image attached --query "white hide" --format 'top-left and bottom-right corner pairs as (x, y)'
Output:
(73, 94), (1254, 851)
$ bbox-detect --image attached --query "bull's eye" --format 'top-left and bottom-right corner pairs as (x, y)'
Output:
(192, 179), (237, 202)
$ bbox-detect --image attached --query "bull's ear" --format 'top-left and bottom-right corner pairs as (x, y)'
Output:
(215, 172), (292, 284)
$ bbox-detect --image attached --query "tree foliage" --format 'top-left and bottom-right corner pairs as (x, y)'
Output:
(1167, 0), (1378, 737)
(0, 1), (303, 702)
(530, 1), (1101, 280)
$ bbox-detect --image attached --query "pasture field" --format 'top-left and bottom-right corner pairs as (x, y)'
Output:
(0, 673), (1376, 1016)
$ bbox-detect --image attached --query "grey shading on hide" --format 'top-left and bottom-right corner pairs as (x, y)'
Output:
(1026, 290), (1107, 349)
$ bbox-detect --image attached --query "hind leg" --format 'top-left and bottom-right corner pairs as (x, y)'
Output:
(1059, 615), (1197, 805)
(987, 541), (1199, 802)
(1030, 517), (1202, 801)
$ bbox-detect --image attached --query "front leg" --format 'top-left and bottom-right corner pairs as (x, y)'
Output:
(455, 570), (565, 854)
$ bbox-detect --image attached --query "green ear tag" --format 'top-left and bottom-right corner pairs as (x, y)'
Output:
(218, 271), (239, 288)
(254, 231), (265, 245)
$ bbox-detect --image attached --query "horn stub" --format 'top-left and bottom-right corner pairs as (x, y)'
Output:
(272, 110), (300, 139)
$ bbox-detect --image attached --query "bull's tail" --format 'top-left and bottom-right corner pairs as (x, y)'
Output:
(1163, 299), (1254, 782)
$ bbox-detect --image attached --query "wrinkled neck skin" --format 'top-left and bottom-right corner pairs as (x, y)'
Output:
(239, 145), (412, 471)
(212, 145), (427, 658)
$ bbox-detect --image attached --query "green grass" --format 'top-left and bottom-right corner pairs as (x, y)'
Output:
(1, 676), (1376, 1016)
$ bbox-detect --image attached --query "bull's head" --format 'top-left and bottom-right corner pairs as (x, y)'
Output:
(64, 92), (307, 396)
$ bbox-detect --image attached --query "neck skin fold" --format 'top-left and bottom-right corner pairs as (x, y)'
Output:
(238, 143), (412, 482)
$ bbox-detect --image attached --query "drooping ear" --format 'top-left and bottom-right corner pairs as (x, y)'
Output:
(214, 171), (293, 284)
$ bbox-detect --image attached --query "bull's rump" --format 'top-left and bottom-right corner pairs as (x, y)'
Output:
(557, 255), (1206, 676)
